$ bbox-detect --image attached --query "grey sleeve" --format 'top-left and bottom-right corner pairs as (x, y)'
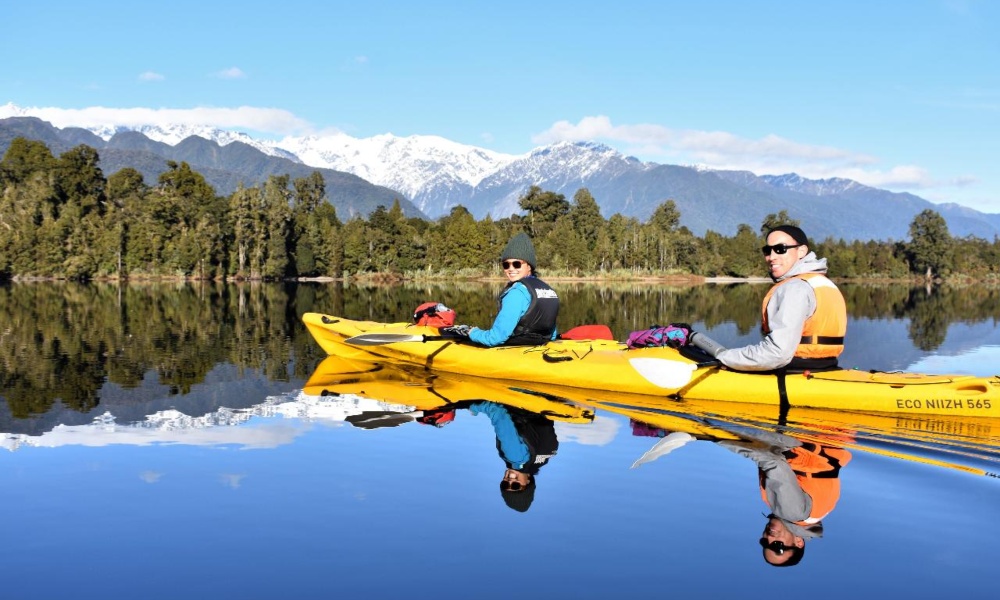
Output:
(715, 280), (816, 371)
(719, 441), (812, 522)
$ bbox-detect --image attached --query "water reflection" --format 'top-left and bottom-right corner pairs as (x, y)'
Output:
(5, 282), (1000, 596)
(304, 356), (598, 512)
(630, 416), (852, 568)
(4, 280), (1000, 471)
(4, 280), (1000, 424)
(302, 353), (1000, 483)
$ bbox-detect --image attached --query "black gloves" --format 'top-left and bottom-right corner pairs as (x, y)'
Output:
(440, 324), (472, 337)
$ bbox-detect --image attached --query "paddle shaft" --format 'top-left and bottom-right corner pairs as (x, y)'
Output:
(345, 333), (457, 346)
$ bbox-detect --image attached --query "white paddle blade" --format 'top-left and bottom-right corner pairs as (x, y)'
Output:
(628, 357), (697, 389)
(631, 432), (696, 468)
(345, 333), (425, 346)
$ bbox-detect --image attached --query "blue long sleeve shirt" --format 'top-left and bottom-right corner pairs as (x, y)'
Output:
(468, 401), (531, 469)
(468, 281), (557, 347)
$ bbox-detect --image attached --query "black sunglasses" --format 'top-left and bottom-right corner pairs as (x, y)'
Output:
(758, 538), (797, 555)
(761, 243), (803, 256)
(500, 480), (526, 492)
(501, 260), (524, 269)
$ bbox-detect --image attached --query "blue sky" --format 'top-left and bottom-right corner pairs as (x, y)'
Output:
(3, 0), (999, 212)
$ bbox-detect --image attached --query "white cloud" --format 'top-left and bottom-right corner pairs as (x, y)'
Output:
(220, 474), (245, 489)
(10, 104), (312, 136)
(140, 471), (163, 483)
(213, 67), (247, 79)
(554, 415), (619, 446)
(138, 71), (165, 82)
(533, 115), (960, 192)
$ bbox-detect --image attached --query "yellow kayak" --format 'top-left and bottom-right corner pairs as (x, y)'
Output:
(303, 355), (595, 424)
(302, 312), (1000, 418)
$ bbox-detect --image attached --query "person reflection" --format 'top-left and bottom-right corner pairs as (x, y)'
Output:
(630, 419), (851, 567)
(467, 400), (558, 513)
(724, 430), (852, 567)
(349, 399), (561, 512)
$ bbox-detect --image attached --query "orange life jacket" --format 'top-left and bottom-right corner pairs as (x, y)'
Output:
(759, 443), (853, 523)
(761, 273), (846, 359)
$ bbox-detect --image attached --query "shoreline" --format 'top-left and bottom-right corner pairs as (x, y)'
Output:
(4, 273), (944, 286)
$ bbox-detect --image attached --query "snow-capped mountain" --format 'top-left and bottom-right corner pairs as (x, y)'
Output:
(0, 102), (300, 161)
(1, 390), (417, 452)
(4, 102), (1000, 241)
(275, 132), (516, 216)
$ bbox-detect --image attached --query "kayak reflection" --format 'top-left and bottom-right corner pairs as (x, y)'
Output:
(303, 355), (595, 425)
(303, 354), (1000, 529)
(304, 355), (594, 512)
(630, 417), (851, 567)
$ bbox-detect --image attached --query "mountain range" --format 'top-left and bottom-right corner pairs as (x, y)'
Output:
(2, 105), (999, 242)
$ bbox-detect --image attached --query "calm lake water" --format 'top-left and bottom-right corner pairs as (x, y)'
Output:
(2, 281), (999, 599)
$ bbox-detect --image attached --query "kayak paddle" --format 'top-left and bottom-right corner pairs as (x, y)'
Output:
(345, 333), (452, 345)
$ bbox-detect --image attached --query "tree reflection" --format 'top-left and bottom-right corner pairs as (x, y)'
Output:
(2, 281), (999, 420)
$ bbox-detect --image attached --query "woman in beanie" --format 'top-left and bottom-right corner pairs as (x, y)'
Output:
(447, 232), (559, 346)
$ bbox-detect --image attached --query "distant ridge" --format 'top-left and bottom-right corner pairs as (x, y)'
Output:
(3, 108), (1000, 241)
(0, 116), (424, 220)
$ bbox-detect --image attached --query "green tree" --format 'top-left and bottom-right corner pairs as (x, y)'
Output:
(541, 215), (589, 272)
(518, 185), (569, 238)
(229, 184), (260, 278)
(0, 139), (60, 276)
(569, 188), (605, 252)
(105, 168), (147, 277)
(644, 200), (683, 271)
(759, 210), (799, 236)
(907, 209), (952, 279)
(262, 175), (292, 279)
(427, 206), (489, 272)
(291, 172), (329, 277)
(722, 224), (765, 277)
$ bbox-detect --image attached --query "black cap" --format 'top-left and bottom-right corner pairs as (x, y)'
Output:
(767, 225), (809, 247)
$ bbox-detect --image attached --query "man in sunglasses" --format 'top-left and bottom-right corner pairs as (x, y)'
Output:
(444, 232), (560, 347)
(709, 225), (847, 372)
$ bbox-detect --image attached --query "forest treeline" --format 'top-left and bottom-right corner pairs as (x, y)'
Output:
(1, 137), (996, 282)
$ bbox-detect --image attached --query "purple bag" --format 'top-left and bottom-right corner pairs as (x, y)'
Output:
(625, 323), (692, 349)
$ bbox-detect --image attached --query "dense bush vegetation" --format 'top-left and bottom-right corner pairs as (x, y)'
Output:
(2, 138), (993, 282)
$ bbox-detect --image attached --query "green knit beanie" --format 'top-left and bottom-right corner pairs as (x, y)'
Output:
(500, 476), (536, 512)
(500, 232), (537, 269)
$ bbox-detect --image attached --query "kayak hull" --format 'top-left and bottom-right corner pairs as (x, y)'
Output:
(303, 355), (595, 423)
(302, 313), (1000, 418)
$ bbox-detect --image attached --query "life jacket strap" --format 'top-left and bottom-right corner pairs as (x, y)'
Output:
(800, 335), (845, 345)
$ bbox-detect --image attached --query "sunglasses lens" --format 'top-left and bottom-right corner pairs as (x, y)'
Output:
(502, 260), (522, 269)
(761, 244), (791, 256)
(759, 539), (791, 554)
